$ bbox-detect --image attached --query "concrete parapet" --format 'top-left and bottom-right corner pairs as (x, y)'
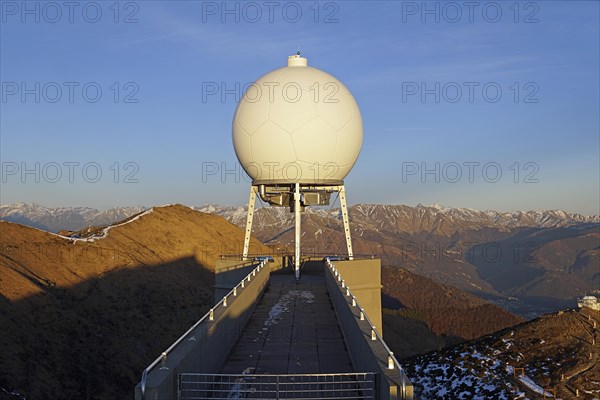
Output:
(325, 261), (413, 400)
(135, 262), (270, 400)
(333, 259), (383, 334)
(215, 258), (257, 301)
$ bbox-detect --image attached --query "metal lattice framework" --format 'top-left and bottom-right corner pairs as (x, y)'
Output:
(178, 372), (376, 400)
(242, 184), (354, 280)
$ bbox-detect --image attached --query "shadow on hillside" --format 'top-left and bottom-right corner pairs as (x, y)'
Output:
(1, 215), (52, 232)
(475, 291), (576, 319)
(382, 292), (405, 309)
(0, 257), (215, 400)
(468, 226), (598, 295)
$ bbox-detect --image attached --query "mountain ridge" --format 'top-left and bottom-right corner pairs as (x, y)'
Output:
(2, 202), (598, 234)
(0, 202), (147, 233)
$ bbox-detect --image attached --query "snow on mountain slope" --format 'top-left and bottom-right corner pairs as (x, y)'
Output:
(0, 203), (147, 232)
(404, 308), (599, 399)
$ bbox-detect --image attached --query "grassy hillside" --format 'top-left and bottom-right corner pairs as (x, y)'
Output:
(0, 205), (269, 400)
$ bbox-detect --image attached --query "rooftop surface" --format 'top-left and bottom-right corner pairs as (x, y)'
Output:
(220, 263), (354, 374)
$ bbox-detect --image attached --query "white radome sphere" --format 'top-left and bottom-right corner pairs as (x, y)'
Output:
(232, 55), (363, 184)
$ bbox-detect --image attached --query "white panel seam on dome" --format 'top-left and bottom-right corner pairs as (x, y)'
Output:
(319, 114), (340, 132)
(235, 120), (252, 136)
(289, 115), (321, 136)
(268, 118), (294, 135)
(338, 115), (355, 131)
(251, 119), (270, 136)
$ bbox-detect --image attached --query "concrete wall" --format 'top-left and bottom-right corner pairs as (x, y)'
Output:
(215, 259), (258, 301)
(334, 259), (383, 334)
(325, 264), (413, 400)
(215, 257), (285, 300)
(135, 263), (270, 400)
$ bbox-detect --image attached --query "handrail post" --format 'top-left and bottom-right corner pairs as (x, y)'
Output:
(160, 352), (168, 370)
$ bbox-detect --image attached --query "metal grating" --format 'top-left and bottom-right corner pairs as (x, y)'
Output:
(178, 373), (376, 400)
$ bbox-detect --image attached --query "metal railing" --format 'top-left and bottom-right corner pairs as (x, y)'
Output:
(218, 253), (378, 261)
(139, 259), (269, 400)
(324, 258), (412, 398)
(178, 372), (376, 399)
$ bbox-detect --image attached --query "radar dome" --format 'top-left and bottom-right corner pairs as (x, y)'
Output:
(232, 54), (363, 184)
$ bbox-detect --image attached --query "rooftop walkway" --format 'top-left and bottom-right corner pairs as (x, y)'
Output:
(220, 262), (353, 374)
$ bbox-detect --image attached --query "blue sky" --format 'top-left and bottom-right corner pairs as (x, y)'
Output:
(1, 0), (599, 215)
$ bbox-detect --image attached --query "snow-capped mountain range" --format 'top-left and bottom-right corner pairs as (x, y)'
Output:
(197, 203), (599, 234)
(0, 202), (147, 233)
(198, 204), (600, 317)
(1, 202), (597, 234)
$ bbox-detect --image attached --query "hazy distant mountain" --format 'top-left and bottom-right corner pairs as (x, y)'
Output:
(197, 203), (599, 233)
(3, 202), (596, 234)
(199, 204), (599, 318)
(403, 307), (599, 399)
(0, 202), (146, 232)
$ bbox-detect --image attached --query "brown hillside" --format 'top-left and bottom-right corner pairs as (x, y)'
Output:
(0, 205), (269, 400)
(382, 265), (524, 359)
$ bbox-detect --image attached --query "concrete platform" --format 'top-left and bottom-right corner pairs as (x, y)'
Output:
(220, 264), (354, 374)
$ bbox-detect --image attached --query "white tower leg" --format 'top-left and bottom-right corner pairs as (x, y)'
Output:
(242, 186), (256, 260)
(339, 185), (354, 260)
(294, 183), (301, 279)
